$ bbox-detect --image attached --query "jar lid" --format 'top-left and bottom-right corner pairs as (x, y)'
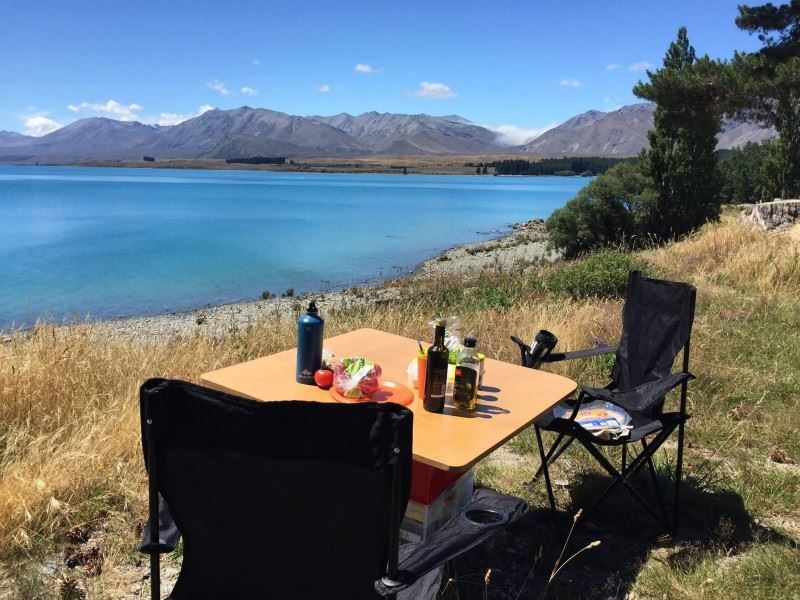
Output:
(464, 336), (477, 348)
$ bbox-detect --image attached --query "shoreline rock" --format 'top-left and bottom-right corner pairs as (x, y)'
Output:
(741, 199), (800, 231)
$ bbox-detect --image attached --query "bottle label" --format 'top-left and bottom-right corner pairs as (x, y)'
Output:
(424, 352), (448, 412)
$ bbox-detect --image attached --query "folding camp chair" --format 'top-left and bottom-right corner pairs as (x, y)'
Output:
(511, 271), (696, 534)
(138, 378), (527, 599)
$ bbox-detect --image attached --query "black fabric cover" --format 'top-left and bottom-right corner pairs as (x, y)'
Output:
(375, 488), (528, 595)
(611, 271), (696, 393)
(581, 372), (694, 414)
(140, 378), (412, 600)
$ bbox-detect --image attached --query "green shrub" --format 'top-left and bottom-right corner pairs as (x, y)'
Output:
(470, 281), (514, 310)
(542, 250), (648, 299)
(546, 162), (656, 259)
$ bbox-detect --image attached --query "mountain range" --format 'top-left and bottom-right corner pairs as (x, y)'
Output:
(0, 103), (773, 162)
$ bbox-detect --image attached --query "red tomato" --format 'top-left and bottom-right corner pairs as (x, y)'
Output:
(314, 369), (334, 389)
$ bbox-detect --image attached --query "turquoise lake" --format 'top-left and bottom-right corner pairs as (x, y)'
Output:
(0, 165), (590, 329)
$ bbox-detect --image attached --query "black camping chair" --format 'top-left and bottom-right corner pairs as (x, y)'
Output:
(511, 271), (696, 534)
(138, 378), (527, 600)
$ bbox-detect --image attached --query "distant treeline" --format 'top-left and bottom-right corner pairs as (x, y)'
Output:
(490, 157), (635, 176)
(225, 156), (287, 165)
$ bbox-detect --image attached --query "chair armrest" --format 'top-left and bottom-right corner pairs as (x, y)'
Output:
(541, 345), (618, 363)
(138, 494), (181, 555)
(510, 335), (532, 367)
(374, 489), (528, 596)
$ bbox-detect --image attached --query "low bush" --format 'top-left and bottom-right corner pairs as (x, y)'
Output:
(546, 162), (656, 259)
(542, 250), (648, 299)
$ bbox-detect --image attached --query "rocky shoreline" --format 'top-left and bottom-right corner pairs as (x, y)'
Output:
(11, 219), (555, 342)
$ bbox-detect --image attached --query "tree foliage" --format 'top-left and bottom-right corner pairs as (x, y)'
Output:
(737, 0), (800, 61)
(546, 162), (657, 258)
(225, 156), (287, 165)
(491, 157), (630, 176)
(633, 27), (731, 240)
(718, 141), (784, 203)
(735, 1), (800, 197)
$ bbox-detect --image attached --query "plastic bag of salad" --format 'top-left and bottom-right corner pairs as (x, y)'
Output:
(333, 357), (382, 399)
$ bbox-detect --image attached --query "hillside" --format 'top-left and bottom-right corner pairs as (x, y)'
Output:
(520, 103), (774, 156)
(0, 104), (774, 162)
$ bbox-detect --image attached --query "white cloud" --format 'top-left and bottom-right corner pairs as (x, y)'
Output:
(141, 105), (216, 126)
(151, 113), (191, 126)
(66, 99), (143, 121)
(23, 115), (63, 136)
(603, 95), (623, 111)
(628, 61), (652, 72)
(559, 79), (583, 88)
(408, 81), (455, 99)
(606, 63), (620, 71)
(355, 63), (376, 73)
(485, 123), (558, 146)
(241, 87), (257, 96)
(207, 79), (230, 95)
(252, 59), (261, 66)
(317, 83), (331, 93)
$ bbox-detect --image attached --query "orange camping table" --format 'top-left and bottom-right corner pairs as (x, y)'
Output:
(200, 328), (576, 499)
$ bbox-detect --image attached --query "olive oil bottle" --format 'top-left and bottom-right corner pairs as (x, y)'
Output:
(453, 337), (479, 411)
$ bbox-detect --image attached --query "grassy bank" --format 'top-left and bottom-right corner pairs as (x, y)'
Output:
(1, 215), (799, 598)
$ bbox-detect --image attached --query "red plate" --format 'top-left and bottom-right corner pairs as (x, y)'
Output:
(330, 380), (414, 406)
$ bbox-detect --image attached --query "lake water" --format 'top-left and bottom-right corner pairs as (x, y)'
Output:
(0, 165), (590, 329)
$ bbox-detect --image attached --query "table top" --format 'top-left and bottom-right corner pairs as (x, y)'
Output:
(200, 328), (576, 472)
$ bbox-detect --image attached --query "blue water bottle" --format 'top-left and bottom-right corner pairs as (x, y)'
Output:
(296, 300), (324, 384)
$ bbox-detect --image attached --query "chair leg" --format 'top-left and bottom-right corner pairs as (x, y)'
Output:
(673, 420), (686, 535)
(534, 426), (559, 528)
(150, 553), (160, 600)
(642, 439), (670, 530)
(533, 434), (574, 480)
(621, 444), (627, 471)
(444, 559), (461, 600)
(576, 426), (678, 528)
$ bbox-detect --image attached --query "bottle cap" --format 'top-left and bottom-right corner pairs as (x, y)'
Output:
(435, 318), (447, 328)
(464, 336), (477, 348)
(306, 300), (319, 314)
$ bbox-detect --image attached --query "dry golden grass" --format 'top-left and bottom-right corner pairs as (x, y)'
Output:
(0, 291), (619, 565)
(1, 214), (798, 598)
(645, 216), (800, 298)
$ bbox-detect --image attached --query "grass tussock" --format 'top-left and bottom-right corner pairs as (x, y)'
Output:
(645, 218), (800, 298)
(1, 214), (799, 598)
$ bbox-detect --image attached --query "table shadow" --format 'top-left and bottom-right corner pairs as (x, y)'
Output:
(442, 401), (509, 419)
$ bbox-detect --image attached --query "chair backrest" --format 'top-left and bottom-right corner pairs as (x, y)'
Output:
(611, 271), (696, 392)
(140, 378), (412, 600)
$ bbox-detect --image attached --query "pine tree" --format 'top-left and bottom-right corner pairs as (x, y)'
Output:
(735, 1), (800, 197)
(633, 27), (729, 240)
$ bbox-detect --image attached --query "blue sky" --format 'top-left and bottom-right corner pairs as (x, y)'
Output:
(1, 0), (763, 143)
